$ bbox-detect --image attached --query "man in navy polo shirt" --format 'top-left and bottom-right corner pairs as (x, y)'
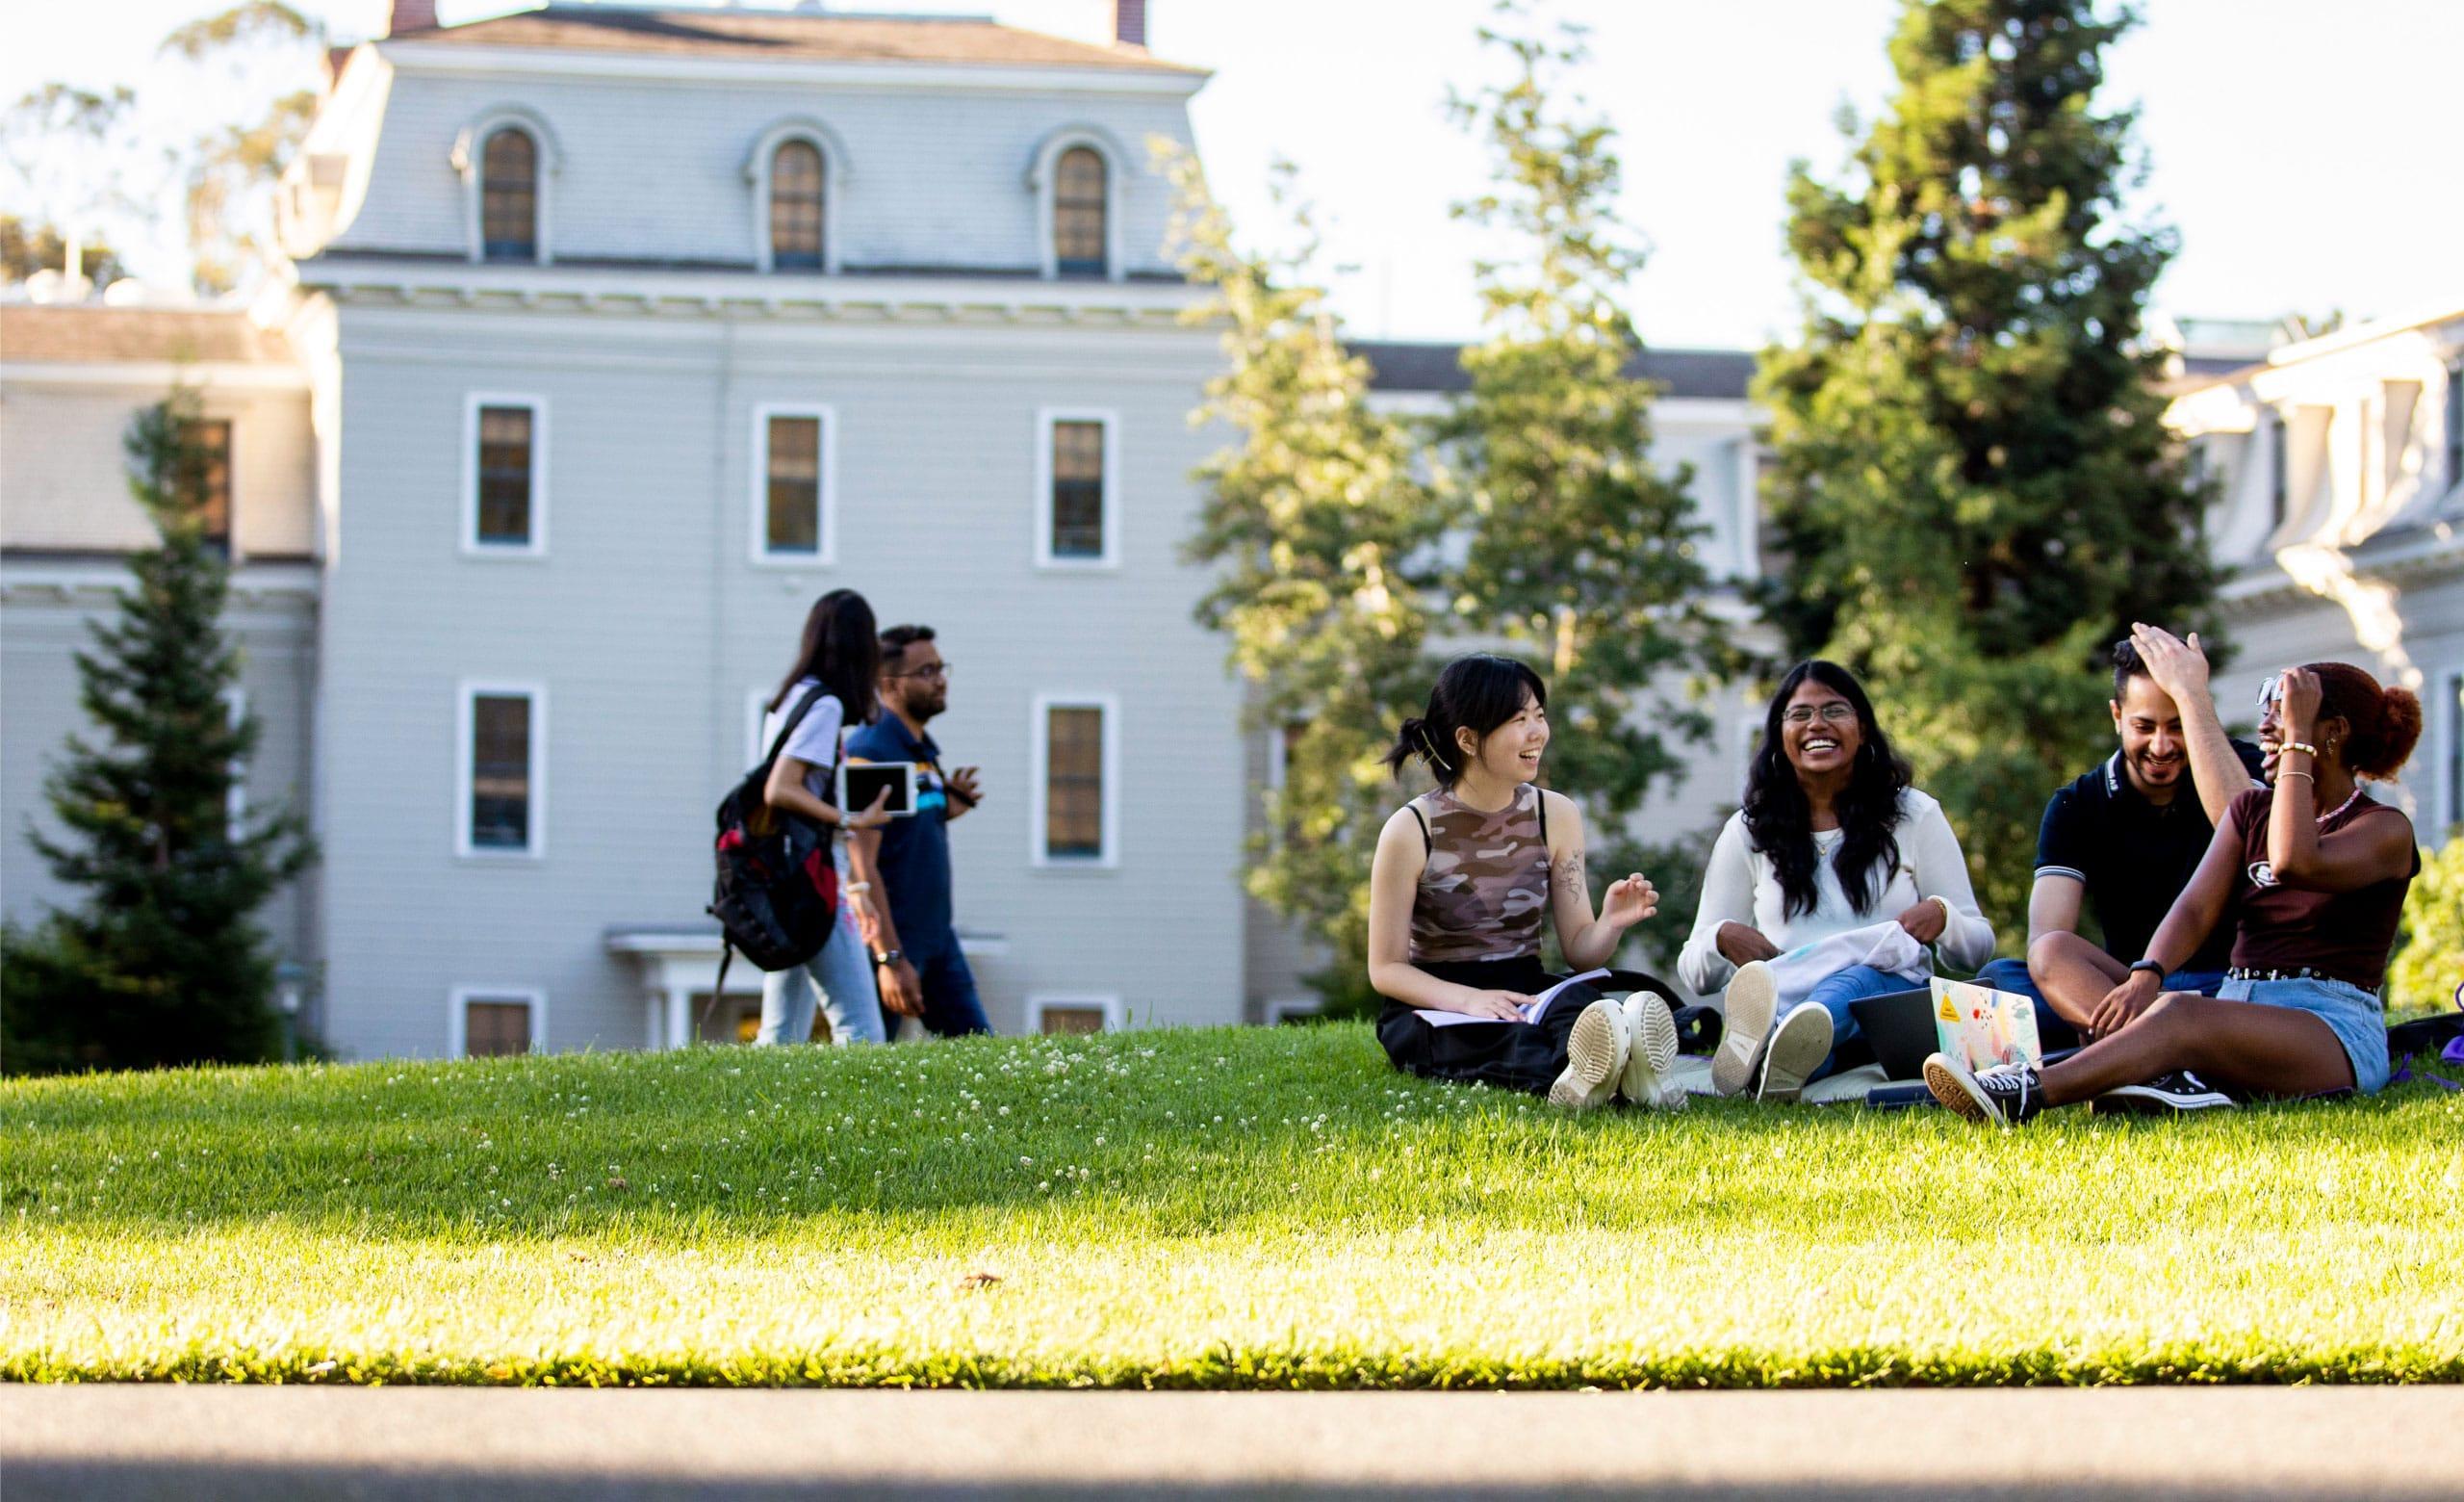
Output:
(1979, 625), (2266, 1048)
(846, 624), (990, 1037)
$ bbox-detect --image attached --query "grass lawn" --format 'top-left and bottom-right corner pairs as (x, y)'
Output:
(4, 1022), (2459, 1388)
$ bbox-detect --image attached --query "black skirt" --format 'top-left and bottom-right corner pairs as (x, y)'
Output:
(1374, 955), (1605, 1096)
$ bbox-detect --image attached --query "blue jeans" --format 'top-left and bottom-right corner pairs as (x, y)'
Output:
(902, 933), (990, 1039)
(1977, 958), (2228, 1054)
(1801, 965), (1915, 1081)
(757, 870), (886, 1046)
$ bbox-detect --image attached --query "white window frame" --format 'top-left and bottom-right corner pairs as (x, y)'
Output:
(1029, 691), (1120, 868)
(455, 680), (548, 861)
(1025, 994), (1123, 1034)
(222, 686), (248, 838)
(460, 393), (550, 559)
(744, 117), (851, 275)
(448, 985), (547, 1058)
(449, 107), (561, 265)
(749, 401), (837, 567)
(1034, 407), (1120, 570)
(747, 686), (776, 770)
(1026, 125), (1127, 282)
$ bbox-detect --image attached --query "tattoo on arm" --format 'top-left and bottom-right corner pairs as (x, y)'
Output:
(1551, 850), (1587, 898)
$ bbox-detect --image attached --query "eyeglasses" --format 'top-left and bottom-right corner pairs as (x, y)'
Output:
(1780, 703), (1858, 727)
(888, 661), (951, 682)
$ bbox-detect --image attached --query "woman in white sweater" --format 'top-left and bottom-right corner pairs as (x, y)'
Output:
(1678, 660), (1995, 1099)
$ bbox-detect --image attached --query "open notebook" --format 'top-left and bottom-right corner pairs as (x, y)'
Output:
(1416, 969), (1611, 1028)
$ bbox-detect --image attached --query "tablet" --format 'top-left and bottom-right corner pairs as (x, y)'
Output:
(835, 762), (916, 819)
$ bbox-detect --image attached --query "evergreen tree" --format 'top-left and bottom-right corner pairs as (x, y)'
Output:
(1441, 10), (1720, 905)
(1167, 153), (1448, 1014)
(1757, 0), (2217, 941)
(2, 390), (314, 1073)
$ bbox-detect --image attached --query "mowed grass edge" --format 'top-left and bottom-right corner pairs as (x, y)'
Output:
(4, 1022), (2459, 1387)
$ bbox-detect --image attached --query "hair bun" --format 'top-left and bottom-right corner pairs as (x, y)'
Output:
(2368, 685), (2425, 777)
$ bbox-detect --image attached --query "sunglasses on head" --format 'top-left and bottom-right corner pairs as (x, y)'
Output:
(2255, 673), (2281, 711)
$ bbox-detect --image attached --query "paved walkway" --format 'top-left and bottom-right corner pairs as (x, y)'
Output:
(6, 1385), (2460, 1499)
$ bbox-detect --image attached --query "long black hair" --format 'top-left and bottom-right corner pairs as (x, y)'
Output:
(1384, 653), (1548, 789)
(769, 588), (881, 727)
(1742, 660), (1912, 919)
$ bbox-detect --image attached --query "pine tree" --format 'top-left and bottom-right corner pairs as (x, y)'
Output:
(1167, 152), (1449, 1014)
(1757, 0), (2217, 941)
(1441, 11), (1720, 903)
(2, 390), (315, 1073)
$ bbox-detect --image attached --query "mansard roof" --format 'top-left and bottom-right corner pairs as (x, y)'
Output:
(394, 6), (1202, 75)
(0, 305), (294, 367)
(1350, 340), (1758, 401)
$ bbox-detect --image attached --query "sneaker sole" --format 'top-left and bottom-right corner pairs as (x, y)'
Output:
(1619, 994), (1683, 1110)
(1548, 999), (1628, 1110)
(1755, 1003), (1833, 1103)
(2091, 1087), (2235, 1116)
(1923, 1053), (1997, 1126)
(1712, 962), (1778, 1098)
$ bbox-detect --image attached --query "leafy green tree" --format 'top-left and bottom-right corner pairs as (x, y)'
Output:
(161, 2), (326, 297)
(1757, 0), (2218, 943)
(2388, 834), (2463, 1021)
(1440, 10), (1720, 923)
(2, 392), (315, 1074)
(0, 215), (128, 287)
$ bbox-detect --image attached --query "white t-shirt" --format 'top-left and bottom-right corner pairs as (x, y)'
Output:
(1676, 787), (1996, 995)
(760, 679), (845, 801)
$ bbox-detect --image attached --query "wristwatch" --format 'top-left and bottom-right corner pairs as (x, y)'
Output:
(2128, 959), (2166, 979)
(870, 948), (903, 969)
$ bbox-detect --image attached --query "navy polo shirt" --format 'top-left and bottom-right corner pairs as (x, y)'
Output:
(843, 712), (957, 953)
(2034, 741), (2265, 971)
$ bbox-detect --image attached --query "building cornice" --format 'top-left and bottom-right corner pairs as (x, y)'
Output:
(378, 41), (1210, 97)
(0, 360), (309, 391)
(2214, 527), (2464, 615)
(289, 255), (1210, 327)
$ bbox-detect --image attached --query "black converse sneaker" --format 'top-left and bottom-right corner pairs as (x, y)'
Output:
(1924, 1053), (2045, 1126)
(2092, 1071), (2239, 1116)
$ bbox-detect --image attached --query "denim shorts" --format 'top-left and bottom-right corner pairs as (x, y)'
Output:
(2218, 974), (2388, 1095)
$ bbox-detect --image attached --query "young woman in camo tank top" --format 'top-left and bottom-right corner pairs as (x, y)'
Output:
(1365, 654), (1685, 1111)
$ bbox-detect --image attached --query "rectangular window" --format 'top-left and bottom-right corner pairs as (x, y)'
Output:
(1028, 996), (1120, 1035)
(1036, 410), (1116, 567)
(462, 395), (548, 556)
(178, 419), (232, 553)
(457, 683), (546, 857)
(450, 987), (543, 1057)
(1033, 693), (1116, 866)
(751, 403), (834, 564)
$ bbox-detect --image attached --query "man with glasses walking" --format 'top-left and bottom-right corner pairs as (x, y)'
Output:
(846, 625), (992, 1037)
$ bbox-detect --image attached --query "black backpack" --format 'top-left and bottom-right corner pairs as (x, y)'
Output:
(706, 684), (841, 997)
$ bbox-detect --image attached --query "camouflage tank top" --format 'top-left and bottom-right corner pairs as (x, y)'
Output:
(1407, 782), (1551, 964)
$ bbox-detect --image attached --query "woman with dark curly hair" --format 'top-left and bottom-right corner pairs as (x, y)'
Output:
(1929, 661), (2423, 1125)
(1677, 661), (1996, 1100)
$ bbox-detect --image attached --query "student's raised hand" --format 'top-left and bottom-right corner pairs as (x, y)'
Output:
(947, 765), (983, 808)
(1457, 989), (1532, 1023)
(1600, 873), (1658, 928)
(847, 786), (894, 832)
(2276, 666), (2323, 740)
(2087, 970), (2161, 1039)
(2131, 623), (2212, 702)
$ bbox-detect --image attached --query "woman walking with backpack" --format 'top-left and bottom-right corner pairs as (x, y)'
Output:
(1367, 654), (1683, 1110)
(755, 588), (894, 1046)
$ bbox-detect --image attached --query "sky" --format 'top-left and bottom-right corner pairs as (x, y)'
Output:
(5, 0), (2457, 350)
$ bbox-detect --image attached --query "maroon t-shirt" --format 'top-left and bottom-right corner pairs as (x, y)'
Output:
(2228, 787), (2418, 990)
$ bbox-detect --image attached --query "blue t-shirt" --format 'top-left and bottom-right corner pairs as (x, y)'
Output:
(843, 712), (956, 953)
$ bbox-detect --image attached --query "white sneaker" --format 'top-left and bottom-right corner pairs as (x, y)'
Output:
(1711, 960), (1778, 1098)
(1619, 992), (1685, 1110)
(1756, 1000), (1834, 1103)
(1548, 997), (1630, 1110)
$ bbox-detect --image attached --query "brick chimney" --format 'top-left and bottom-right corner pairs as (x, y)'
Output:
(388, 0), (440, 36)
(1114, 0), (1146, 50)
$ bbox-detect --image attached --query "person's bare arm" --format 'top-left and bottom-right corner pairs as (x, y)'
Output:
(764, 756), (840, 827)
(1542, 792), (1657, 972)
(2266, 670), (2417, 893)
(2132, 624), (2255, 827)
(1367, 809), (1527, 1020)
(2024, 873), (2085, 949)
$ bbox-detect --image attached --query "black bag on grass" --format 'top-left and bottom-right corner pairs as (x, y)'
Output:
(707, 684), (840, 993)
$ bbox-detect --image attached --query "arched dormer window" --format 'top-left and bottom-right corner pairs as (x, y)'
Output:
(450, 107), (562, 265)
(744, 119), (851, 274)
(481, 128), (537, 262)
(770, 141), (825, 270)
(1027, 127), (1126, 282)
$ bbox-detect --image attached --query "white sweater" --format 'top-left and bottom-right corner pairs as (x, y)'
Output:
(1676, 788), (1996, 996)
